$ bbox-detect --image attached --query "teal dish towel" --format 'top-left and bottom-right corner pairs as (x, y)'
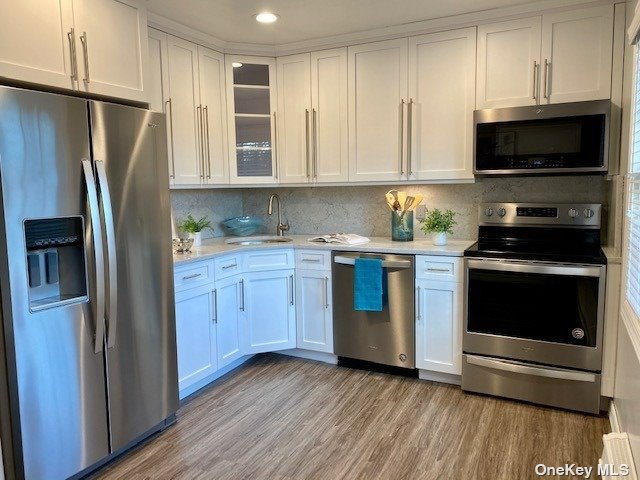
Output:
(354, 258), (383, 312)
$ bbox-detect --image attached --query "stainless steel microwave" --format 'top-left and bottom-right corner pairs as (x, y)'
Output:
(474, 100), (610, 175)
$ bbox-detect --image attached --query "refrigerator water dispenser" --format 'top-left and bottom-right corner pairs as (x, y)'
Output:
(24, 217), (88, 311)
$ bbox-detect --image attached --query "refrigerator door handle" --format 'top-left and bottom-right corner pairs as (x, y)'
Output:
(82, 160), (106, 354)
(95, 160), (118, 349)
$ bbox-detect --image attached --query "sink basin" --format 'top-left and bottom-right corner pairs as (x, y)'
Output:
(225, 235), (293, 246)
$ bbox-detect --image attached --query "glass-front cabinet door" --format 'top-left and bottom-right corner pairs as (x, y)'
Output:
(225, 56), (278, 184)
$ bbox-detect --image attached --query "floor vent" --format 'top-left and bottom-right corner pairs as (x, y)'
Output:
(600, 433), (638, 480)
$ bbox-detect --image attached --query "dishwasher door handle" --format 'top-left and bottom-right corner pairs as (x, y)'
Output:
(334, 255), (412, 269)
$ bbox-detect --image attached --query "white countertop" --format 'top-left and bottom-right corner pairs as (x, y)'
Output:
(173, 235), (476, 266)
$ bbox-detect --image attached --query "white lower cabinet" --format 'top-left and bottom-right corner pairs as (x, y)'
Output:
(296, 269), (333, 353)
(415, 278), (463, 375)
(242, 270), (297, 353)
(175, 284), (217, 395)
(214, 275), (243, 368)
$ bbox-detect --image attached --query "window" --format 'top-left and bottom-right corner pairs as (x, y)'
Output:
(626, 47), (640, 317)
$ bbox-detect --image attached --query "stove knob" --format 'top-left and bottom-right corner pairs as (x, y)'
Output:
(568, 208), (579, 218)
(583, 208), (594, 219)
(497, 207), (506, 217)
(484, 207), (493, 217)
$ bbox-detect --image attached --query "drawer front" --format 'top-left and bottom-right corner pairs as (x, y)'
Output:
(243, 249), (294, 272)
(214, 254), (242, 280)
(174, 261), (214, 292)
(295, 250), (331, 271)
(415, 255), (462, 282)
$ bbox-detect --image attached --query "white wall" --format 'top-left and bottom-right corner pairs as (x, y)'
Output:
(614, 315), (640, 461)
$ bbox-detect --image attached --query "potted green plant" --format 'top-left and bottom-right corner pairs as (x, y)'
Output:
(420, 208), (457, 246)
(178, 214), (213, 247)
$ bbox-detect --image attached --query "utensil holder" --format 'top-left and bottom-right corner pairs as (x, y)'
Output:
(391, 211), (414, 241)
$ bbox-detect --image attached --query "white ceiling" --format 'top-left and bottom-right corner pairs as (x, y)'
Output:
(146, 0), (548, 46)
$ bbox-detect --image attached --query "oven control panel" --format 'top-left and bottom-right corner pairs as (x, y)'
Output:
(479, 203), (601, 227)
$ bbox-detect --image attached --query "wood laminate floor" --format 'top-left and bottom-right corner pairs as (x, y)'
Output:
(94, 354), (609, 480)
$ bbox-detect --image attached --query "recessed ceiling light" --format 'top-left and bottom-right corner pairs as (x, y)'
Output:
(232, 62), (243, 68)
(255, 12), (279, 24)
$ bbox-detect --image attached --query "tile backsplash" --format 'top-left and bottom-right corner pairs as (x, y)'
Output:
(171, 175), (608, 241)
(171, 189), (243, 239)
(243, 176), (608, 240)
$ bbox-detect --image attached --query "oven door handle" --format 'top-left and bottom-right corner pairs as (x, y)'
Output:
(466, 259), (603, 278)
(334, 255), (412, 269)
(466, 355), (597, 383)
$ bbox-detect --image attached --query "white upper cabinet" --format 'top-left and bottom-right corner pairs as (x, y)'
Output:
(226, 56), (278, 184)
(408, 28), (475, 181)
(540, 6), (613, 104)
(276, 49), (349, 184)
(166, 36), (203, 185)
(198, 46), (229, 184)
(277, 54), (312, 184)
(348, 39), (408, 182)
(242, 270), (296, 353)
(311, 48), (349, 183)
(147, 29), (173, 183)
(477, 6), (613, 108)
(147, 28), (168, 113)
(72, 0), (148, 102)
(477, 17), (542, 109)
(0, 0), (75, 90)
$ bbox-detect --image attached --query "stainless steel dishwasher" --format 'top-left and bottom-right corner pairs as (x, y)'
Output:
(333, 252), (415, 369)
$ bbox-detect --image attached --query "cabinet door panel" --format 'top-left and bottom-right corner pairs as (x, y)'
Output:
(311, 48), (349, 183)
(415, 280), (462, 375)
(215, 276), (243, 367)
(408, 28), (475, 181)
(167, 36), (202, 185)
(477, 17), (541, 108)
(277, 54), (311, 184)
(243, 270), (296, 353)
(541, 6), (613, 104)
(226, 56), (277, 184)
(348, 39), (408, 181)
(296, 270), (333, 353)
(198, 46), (229, 184)
(0, 0), (74, 90)
(147, 29), (173, 184)
(73, 0), (148, 102)
(175, 285), (216, 396)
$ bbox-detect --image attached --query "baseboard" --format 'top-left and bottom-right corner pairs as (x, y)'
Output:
(418, 369), (461, 386)
(278, 348), (338, 365)
(610, 401), (621, 433)
(600, 432), (638, 480)
(179, 355), (255, 401)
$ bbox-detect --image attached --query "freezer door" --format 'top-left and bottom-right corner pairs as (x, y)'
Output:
(0, 87), (110, 479)
(89, 101), (178, 452)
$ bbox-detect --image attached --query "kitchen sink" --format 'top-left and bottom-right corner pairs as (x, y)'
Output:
(225, 236), (294, 246)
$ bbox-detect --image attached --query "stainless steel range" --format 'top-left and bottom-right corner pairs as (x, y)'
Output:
(462, 203), (606, 414)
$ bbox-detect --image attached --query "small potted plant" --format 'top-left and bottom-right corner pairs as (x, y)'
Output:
(178, 214), (213, 247)
(420, 208), (457, 246)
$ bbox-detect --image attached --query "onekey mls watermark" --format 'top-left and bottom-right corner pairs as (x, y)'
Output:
(535, 463), (631, 478)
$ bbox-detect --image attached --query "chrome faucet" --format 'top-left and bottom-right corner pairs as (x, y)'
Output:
(267, 193), (290, 236)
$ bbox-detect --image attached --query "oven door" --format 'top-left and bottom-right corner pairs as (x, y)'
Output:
(464, 258), (606, 371)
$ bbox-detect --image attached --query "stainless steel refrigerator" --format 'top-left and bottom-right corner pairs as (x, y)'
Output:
(0, 86), (179, 480)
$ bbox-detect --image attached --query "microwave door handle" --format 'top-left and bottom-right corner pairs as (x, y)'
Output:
(466, 259), (602, 278)
(466, 355), (597, 383)
(82, 160), (105, 354)
(95, 160), (118, 349)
